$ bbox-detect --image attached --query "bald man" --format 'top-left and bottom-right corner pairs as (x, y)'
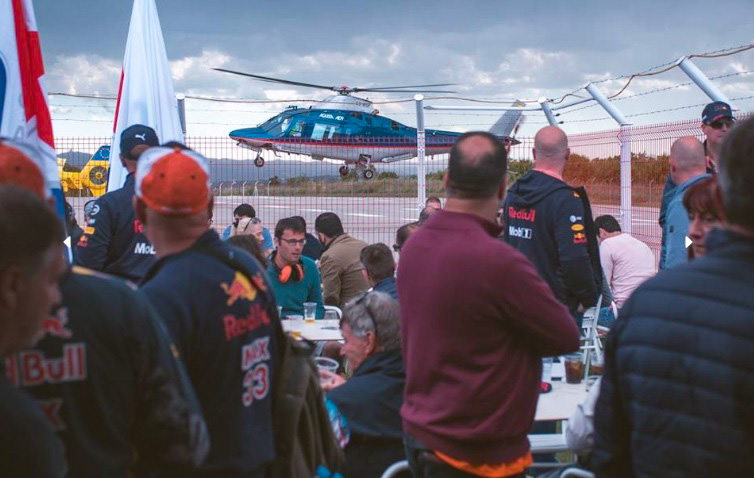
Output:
(661, 136), (710, 269)
(503, 126), (601, 320)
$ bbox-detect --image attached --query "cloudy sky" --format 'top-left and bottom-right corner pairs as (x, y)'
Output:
(35, 0), (754, 139)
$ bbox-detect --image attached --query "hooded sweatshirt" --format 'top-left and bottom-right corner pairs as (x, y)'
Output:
(503, 170), (600, 313)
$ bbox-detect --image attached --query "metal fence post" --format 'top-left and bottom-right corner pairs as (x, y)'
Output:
(176, 94), (187, 135)
(415, 94), (426, 212)
(539, 97), (558, 126)
(585, 83), (632, 234)
(677, 57), (733, 105)
(619, 126), (632, 235)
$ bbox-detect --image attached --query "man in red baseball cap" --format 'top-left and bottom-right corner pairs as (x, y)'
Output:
(0, 138), (209, 476)
(137, 147), (278, 476)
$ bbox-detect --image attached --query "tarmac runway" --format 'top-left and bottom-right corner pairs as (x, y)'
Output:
(68, 194), (662, 261)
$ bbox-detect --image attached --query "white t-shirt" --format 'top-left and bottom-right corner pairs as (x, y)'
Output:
(600, 233), (656, 308)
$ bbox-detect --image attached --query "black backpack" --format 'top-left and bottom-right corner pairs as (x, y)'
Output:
(190, 245), (345, 478)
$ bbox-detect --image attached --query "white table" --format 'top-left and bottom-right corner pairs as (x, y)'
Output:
(535, 381), (589, 422)
(281, 319), (343, 342)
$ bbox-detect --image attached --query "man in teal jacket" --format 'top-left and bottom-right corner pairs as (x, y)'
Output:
(267, 217), (324, 318)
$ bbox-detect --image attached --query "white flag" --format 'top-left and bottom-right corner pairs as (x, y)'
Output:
(108, 0), (183, 192)
(0, 0), (63, 215)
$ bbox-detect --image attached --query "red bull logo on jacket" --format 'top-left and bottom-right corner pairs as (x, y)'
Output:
(221, 272), (258, 306)
(223, 304), (271, 341)
(508, 207), (536, 222)
(5, 344), (87, 387)
(39, 308), (73, 339)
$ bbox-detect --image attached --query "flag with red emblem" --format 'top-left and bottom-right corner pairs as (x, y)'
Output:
(0, 0), (64, 216)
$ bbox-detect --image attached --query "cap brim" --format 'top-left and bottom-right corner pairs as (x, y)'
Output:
(705, 113), (734, 124)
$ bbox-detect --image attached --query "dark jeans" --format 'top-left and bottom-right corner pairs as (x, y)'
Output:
(403, 433), (526, 478)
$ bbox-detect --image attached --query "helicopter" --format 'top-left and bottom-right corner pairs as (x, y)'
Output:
(215, 69), (523, 180)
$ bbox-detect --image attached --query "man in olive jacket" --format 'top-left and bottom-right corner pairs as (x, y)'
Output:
(315, 213), (369, 308)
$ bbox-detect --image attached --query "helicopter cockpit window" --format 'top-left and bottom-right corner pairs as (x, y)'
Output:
(288, 120), (306, 137)
(259, 111), (297, 135)
(312, 123), (343, 141)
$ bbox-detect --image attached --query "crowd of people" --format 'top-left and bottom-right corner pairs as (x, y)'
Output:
(0, 98), (752, 477)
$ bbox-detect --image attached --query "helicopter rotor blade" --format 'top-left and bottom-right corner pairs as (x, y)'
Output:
(356, 83), (456, 90)
(213, 68), (341, 92)
(214, 68), (456, 94)
(355, 88), (457, 94)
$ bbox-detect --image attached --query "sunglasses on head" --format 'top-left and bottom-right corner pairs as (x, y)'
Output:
(708, 118), (735, 130)
(354, 291), (379, 340)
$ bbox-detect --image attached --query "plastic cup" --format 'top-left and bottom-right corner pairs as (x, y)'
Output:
(542, 357), (553, 383)
(287, 315), (303, 339)
(276, 306), (282, 318)
(564, 353), (584, 384)
(304, 302), (317, 323)
(590, 354), (604, 376)
(315, 356), (339, 374)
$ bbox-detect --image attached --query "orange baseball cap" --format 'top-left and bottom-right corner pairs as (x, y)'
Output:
(0, 139), (46, 198)
(135, 147), (210, 215)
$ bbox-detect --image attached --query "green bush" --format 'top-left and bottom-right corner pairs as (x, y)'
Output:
(286, 175), (310, 186)
(378, 171), (399, 180)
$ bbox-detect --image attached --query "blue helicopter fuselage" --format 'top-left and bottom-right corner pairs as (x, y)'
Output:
(229, 107), (463, 163)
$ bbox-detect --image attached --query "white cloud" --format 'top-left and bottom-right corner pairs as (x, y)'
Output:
(46, 54), (121, 95)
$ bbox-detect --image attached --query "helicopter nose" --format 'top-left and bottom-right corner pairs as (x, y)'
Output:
(229, 127), (268, 139)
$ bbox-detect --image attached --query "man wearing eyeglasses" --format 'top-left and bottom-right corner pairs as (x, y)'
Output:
(659, 101), (734, 268)
(267, 217), (324, 318)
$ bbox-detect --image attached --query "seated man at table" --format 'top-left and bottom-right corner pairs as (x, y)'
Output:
(267, 217), (324, 318)
(360, 243), (398, 301)
(319, 291), (406, 478)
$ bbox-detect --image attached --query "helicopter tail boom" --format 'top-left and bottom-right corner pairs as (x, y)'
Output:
(488, 110), (523, 139)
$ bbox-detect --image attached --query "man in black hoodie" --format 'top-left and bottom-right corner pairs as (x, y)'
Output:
(503, 126), (600, 320)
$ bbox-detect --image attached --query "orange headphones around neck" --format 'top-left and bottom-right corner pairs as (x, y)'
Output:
(273, 252), (304, 283)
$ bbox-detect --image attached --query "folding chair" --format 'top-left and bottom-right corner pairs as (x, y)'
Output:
(559, 468), (595, 478)
(579, 295), (603, 380)
(324, 305), (342, 320)
(380, 460), (410, 478)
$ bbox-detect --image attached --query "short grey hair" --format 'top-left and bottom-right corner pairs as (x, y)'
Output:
(341, 291), (401, 352)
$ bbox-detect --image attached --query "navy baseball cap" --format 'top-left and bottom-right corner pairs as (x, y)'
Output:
(701, 101), (733, 125)
(120, 124), (159, 157)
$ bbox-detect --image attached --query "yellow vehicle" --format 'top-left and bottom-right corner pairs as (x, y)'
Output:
(58, 145), (110, 197)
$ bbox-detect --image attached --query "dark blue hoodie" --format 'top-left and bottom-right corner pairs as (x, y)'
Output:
(141, 230), (276, 476)
(502, 170), (601, 313)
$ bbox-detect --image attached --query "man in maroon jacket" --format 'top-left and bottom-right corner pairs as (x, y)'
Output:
(397, 131), (581, 477)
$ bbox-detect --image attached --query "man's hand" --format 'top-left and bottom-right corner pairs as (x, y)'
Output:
(318, 369), (346, 392)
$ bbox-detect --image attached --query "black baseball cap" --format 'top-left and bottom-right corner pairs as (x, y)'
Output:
(120, 124), (159, 157)
(701, 101), (733, 125)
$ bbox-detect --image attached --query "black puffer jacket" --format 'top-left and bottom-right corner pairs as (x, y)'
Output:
(592, 228), (754, 477)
